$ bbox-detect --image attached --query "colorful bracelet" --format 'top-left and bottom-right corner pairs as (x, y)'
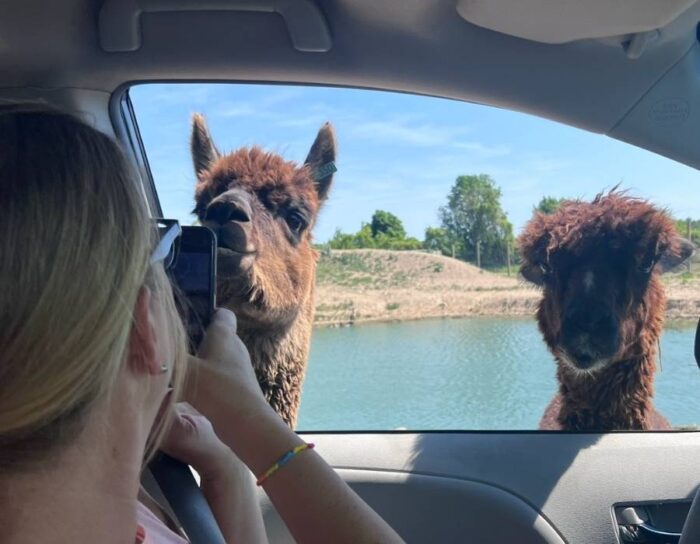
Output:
(256, 442), (315, 486)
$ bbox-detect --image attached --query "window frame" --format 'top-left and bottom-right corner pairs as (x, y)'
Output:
(112, 81), (700, 435)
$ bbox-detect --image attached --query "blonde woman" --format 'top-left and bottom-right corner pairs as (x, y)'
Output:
(0, 106), (403, 544)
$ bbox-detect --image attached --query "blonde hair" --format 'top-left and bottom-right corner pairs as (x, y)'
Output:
(0, 105), (187, 469)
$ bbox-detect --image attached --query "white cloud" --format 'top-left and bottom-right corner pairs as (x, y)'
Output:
(527, 156), (570, 173)
(275, 114), (330, 129)
(350, 118), (459, 147)
(452, 141), (511, 158)
(215, 88), (305, 119)
(217, 104), (258, 118)
(141, 85), (214, 107)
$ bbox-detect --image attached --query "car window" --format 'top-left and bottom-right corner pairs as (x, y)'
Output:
(131, 83), (700, 432)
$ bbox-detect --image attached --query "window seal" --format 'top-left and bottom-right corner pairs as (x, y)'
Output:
(109, 86), (163, 217)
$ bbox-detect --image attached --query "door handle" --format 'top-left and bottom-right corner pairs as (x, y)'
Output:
(619, 506), (682, 543)
(637, 522), (681, 543)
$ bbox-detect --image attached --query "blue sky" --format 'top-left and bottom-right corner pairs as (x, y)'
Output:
(131, 84), (700, 243)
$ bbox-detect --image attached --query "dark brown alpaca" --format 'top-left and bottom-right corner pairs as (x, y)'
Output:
(190, 114), (336, 427)
(518, 191), (693, 431)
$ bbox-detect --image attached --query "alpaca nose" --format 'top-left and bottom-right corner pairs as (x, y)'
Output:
(205, 196), (251, 225)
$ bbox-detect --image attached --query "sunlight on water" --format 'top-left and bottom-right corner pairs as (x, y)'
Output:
(297, 317), (700, 431)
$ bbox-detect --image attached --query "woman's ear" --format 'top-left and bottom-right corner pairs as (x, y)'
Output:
(128, 286), (161, 376)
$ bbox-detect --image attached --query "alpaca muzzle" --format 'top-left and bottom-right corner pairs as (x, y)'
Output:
(560, 303), (620, 369)
(202, 191), (257, 279)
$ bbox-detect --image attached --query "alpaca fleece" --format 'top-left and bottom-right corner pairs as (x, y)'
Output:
(518, 191), (690, 431)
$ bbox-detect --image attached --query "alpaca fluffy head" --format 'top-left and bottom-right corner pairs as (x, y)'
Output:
(518, 191), (693, 374)
(190, 114), (336, 329)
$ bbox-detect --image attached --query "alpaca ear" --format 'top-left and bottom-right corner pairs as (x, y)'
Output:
(191, 113), (220, 178)
(517, 227), (549, 286)
(658, 237), (695, 273)
(305, 122), (336, 202)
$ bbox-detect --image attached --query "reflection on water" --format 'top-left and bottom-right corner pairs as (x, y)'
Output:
(297, 317), (700, 431)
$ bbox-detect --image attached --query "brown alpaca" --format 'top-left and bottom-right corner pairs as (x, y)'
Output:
(518, 191), (693, 431)
(190, 114), (336, 427)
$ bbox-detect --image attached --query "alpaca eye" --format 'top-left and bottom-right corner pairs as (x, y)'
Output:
(287, 212), (306, 233)
(638, 261), (655, 274)
(539, 263), (551, 276)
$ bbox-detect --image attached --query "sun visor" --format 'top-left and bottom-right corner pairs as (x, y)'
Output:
(456, 0), (698, 44)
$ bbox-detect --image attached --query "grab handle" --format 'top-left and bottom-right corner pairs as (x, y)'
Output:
(99, 0), (332, 52)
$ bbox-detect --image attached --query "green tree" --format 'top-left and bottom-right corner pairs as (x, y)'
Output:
(328, 228), (356, 249)
(370, 210), (406, 240)
(354, 223), (376, 248)
(384, 236), (422, 250)
(675, 218), (700, 243)
(439, 174), (513, 267)
(536, 196), (565, 214)
(328, 212), (421, 251)
(423, 226), (454, 256)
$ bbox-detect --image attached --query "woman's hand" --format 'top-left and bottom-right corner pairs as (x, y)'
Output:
(184, 309), (274, 442)
(183, 308), (300, 475)
(196, 309), (263, 402)
(160, 401), (233, 481)
(160, 400), (270, 544)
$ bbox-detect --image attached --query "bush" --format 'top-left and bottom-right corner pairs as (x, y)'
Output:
(328, 212), (420, 251)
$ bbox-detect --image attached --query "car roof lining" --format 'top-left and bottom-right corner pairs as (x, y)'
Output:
(1, 0), (699, 169)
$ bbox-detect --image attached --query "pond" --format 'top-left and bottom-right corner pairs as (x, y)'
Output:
(297, 317), (700, 431)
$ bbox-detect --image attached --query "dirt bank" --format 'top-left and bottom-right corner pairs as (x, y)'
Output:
(314, 249), (700, 326)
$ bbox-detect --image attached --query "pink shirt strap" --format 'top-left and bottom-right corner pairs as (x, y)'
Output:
(135, 500), (190, 544)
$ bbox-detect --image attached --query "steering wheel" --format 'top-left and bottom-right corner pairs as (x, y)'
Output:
(147, 453), (226, 544)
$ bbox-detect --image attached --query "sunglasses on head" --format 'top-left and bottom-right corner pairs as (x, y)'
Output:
(151, 218), (182, 271)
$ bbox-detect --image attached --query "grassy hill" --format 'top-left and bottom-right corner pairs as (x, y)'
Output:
(313, 249), (700, 326)
(314, 249), (538, 326)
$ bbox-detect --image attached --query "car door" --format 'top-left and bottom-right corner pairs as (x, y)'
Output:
(260, 432), (700, 543)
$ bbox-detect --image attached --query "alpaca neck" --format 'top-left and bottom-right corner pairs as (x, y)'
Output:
(238, 307), (312, 371)
(237, 298), (314, 428)
(556, 348), (658, 431)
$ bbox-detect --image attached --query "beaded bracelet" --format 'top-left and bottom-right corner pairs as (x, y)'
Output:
(256, 443), (315, 486)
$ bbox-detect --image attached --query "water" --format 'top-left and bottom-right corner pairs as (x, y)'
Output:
(297, 317), (700, 431)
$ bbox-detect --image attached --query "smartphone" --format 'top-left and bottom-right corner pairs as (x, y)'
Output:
(169, 225), (217, 350)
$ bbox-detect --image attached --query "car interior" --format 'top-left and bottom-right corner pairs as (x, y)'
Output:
(4, 1), (700, 542)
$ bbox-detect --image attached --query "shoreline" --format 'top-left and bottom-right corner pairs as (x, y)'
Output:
(313, 249), (700, 329)
(313, 305), (700, 329)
